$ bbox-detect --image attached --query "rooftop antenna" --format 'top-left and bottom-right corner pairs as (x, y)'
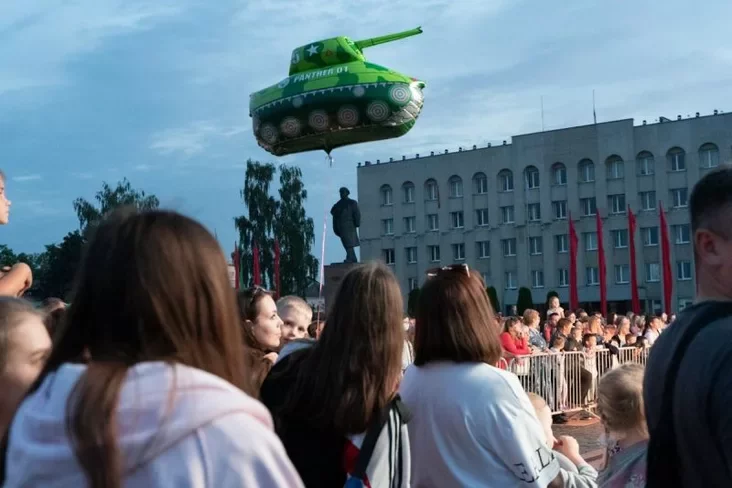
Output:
(541, 96), (545, 132)
(592, 89), (597, 124)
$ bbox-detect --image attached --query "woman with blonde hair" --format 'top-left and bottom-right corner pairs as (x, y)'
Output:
(597, 363), (648, 487)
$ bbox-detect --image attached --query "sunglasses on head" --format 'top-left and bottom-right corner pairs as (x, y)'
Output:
(425, 263), (470, 279)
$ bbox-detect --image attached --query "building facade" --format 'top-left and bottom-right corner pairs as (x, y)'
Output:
(356, 112), (732, 315)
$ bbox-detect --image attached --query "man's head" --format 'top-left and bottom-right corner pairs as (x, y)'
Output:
(548, 312), (560, 326)
(339, 187), (350, 200)
(0, 171), (10, 225)
(690, 166), (732, 299)
(277, 296), (313, 348)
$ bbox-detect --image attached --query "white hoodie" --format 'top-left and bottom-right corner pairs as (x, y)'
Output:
(3, 362), (304, 487)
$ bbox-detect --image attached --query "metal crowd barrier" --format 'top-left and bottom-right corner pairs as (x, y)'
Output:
(504, 346), (649, 415)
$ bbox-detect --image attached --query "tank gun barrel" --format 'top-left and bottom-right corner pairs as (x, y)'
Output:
(354, 27), (423, 50)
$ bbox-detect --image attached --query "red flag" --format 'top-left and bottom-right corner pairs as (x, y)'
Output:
(628, 206), (640, 314)
(659, 202), (673, 316)
(252, 242), (261, 286)
(596, 210), (607, 317)
(233, 242), (240, 290)
(569, 212), (579, 311)
(274, 239), (281, 299)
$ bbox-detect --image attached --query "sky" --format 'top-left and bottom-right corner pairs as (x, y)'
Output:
(2, 0), (731, 266)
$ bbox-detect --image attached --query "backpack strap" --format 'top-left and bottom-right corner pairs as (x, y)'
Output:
(646, 302), (732, 486)
(351, 395), (411, 479)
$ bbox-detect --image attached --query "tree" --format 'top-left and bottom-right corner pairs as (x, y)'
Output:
(33, 231), (85, 300)
(407, 288), (421, 317)
(235, 160), (278, 289)
(486, 286), (500, 314)
(73, 178), (159, 232)
(516, 287), (534, 315)
(274, 165), (318, 296)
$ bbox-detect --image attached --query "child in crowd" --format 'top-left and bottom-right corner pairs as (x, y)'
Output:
(549, 336), (568, 413)
(0, 171), (33, 298)
(527, 393), (599, 487)
(277, 296), (312, 349)
(583, 334), (599, 404)
(597, 364), (648, 487)
(625, 334), (637, 346)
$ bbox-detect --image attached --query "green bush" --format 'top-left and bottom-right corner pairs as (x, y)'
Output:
(486, 286), (500, 314)
(517, 287), (534, 315)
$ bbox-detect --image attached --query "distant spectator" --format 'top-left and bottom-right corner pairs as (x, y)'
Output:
(546, 296), (564, 320)
(642, 316), (663, 347)
(307, 320), (324, 339)
(43, 307), (65, 339)
(500, 316), (531, 357)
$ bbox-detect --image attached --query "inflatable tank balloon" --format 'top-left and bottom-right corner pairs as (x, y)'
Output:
(250, 27), (425, 156)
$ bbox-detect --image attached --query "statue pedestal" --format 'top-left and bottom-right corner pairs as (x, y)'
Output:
(323, 262), (359, 314)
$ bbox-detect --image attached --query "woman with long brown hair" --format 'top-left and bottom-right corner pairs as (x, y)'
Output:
(0, 208), (302, 488)
(260, 261), (409, 487)
(400, 265), (565, 487)
(237, 286), (283, 390)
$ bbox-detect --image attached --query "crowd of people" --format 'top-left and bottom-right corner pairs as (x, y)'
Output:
(0, 165), (731, 487)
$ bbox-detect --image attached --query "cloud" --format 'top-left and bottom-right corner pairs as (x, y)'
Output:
(11, 174), (42, 182)
(150, 121), (249, 157)
(0, 1), (185, 98)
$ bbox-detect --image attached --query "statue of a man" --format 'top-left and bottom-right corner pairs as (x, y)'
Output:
(330, 187), (360, 263)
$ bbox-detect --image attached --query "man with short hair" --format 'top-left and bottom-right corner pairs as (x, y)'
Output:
(645, 165), (732, 487)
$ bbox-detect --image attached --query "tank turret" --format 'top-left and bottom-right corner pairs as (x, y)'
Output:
(250, 27), (426, 157)
(289, 27), (422, 76)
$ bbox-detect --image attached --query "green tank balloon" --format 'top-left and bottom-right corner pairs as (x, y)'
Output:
(250, 27), (426, 156)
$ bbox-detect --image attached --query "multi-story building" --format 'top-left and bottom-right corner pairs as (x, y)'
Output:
(356, 111), (732, 315)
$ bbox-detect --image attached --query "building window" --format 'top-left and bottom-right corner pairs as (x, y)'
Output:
(552, 200), (568, 220)
(606, 155), (624, 180)
(678, 298), (694, 311)
(453, 243), (465, 261)
(402, 182), (415, 203)
(608, 194), (626, 214)
(425, 179), (438, 200)
(474, 172), (488, 194)
(525, 166), (540, 189)
(677, 260), (692, 281)
(505, 271), (517, 290)
(427, 214), (439, 231)
(645, 262), (660, 282)
(639, 191), (656, 211)
(529, 236), (543, 255)
(448, 175), (463, 198)
(612, 229), (629, 248)
(404, 216), (416, 233)
(380, 185), (393, 205)
(584, 232), (598, 251)
(532, 270), (545, 288)
(498, 170), (514, 192)
(408, 277), (418, 291)
(527, 203), (541, 222)
(615, 264), (630, 284)
(477, 241), (490, 259)
(475, 208), (489, 226)
(674, 224), (691, 244)
(383, 248), (395, 265)
(579, 159), (595, 183)
(586, 267), (599, 286)
(501, 206), (515, 224)
(671, 188), (688, 208)
(580, 197), (597, 216)
(642, 227), (659, 246)
(502, 238), (517, 257)
(406, 246), (417, 264)
(555, 234), (568, 253)
(450, 211), (464, 229)
(552, 163), (567, 185)
(668, 147), (686, 172)
(637, 151), (655, 176)
(428, 245), (440, 263)
(699, 142), (720, 169)
(382, 218), (394, 235)
(558, 268), (569, 287)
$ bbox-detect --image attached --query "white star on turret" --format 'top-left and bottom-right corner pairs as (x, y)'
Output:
(306, 44), (319, 57)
